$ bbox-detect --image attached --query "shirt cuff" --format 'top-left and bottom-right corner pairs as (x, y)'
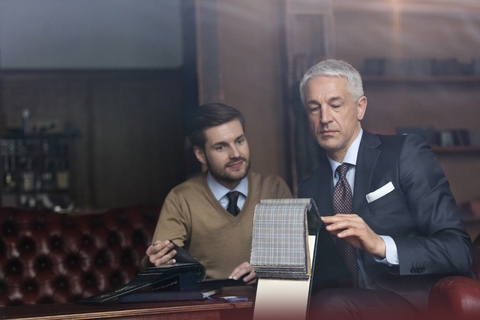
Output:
(374, 235), (399, 266)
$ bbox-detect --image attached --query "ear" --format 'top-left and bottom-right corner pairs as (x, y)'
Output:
(193, 146), (207, 165)
(356, 96), (367, 121)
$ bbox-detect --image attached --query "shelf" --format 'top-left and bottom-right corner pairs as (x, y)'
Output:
(431, 146), (480, 154)
(362, 75), (480, 83)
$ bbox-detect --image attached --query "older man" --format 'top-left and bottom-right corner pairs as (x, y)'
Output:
(297, 59), (472, 319)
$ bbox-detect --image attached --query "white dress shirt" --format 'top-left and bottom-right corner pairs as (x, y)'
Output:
(326, 129), (399, 273)
(207, 171), (248, 211)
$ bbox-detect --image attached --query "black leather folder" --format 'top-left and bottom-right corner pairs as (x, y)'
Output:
(77, 241), (247, 304)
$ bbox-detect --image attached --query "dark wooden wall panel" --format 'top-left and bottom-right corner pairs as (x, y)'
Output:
(0, 70), (185, 210)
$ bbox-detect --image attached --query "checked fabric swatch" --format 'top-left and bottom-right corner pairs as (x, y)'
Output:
(250, 199), (320, 280)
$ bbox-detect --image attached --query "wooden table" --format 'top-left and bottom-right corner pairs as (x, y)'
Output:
(0, 287), (255, 320)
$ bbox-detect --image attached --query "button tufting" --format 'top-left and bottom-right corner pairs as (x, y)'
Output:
(0, 205), (161, 306)
(19, 237), (36, 253)
(121, 250), (133, 265)
(83, 273), (97, 286)
(32, 219), (46, 231)
(95, 250), (109, 266)
(108, 232), (120, 245)
(7, 259), (23, 274)
(110, 271), (124, 287)
(1, 220), (18, 236)
(34, 255), (52, 270)
(82, 234), (92, 245)
(133, 229), (146, 245)
(55, 276), (68, 289)
(49, 235), (63, 248)
(22, 279), (38, 292)
(66, 254), (80, 267)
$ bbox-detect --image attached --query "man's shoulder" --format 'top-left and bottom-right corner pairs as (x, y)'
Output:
(168, 172), (207, 197)
(248, 171), (287, 186)
(247, 171), (292, 198)
(363, 131), (427, 151)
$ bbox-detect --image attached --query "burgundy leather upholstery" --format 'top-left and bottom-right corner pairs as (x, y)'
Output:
(0, 205), (161, 306)
(428, 234), (480, 319)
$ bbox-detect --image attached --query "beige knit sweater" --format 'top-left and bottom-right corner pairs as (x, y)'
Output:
(147, 171), (292, 279)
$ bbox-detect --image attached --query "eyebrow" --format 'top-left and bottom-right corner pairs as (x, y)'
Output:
(306, 96), (345, 106)
(328, 96), (344, 103)
(211, 134), (245, 147)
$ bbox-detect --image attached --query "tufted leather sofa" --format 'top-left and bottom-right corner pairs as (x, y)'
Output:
(428, 233), (480, 319)
(0, 205), (161, 306)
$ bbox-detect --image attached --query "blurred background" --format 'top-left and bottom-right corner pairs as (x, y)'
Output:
(1, 0), (480, 240)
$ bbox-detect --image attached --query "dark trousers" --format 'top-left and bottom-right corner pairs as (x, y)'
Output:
(308, 288), (422, 320)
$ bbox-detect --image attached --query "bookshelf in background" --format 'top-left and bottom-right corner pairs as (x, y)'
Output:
(1, 131), (74, 211)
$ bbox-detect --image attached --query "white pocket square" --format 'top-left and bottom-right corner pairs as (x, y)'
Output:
(366, 182), (395, 203)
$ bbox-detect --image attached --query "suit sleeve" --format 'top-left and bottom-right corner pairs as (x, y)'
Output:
(393, 135), (472, 275)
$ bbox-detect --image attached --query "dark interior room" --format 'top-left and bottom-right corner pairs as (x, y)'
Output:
(1, 0), (480, 317)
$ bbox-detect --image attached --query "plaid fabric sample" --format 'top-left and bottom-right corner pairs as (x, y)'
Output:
(250, 198), (319, 280)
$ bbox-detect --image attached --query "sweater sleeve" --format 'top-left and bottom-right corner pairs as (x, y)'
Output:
(151, 189), (191, 248)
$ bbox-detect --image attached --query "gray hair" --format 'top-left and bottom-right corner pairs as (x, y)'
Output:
(299, 59), (364, 105)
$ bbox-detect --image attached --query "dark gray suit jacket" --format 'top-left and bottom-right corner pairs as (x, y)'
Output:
(298, 131), (473, 310)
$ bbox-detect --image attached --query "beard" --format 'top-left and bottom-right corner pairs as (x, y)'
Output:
(206, 156), (251, 183)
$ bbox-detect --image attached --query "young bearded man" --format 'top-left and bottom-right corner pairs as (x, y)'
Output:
(143, 103), (292, 283)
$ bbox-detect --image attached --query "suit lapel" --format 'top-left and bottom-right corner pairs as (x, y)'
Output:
(314, 153), (334, 217)
(353, 131), (381, 216)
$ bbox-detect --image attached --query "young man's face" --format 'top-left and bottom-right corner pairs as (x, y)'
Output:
(303, 75), (366, 162)
(194, 119), (250, 190)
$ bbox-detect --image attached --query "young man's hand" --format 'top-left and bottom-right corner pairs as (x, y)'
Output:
(145, 240), (177, 266)
(229, 261), (257, 284)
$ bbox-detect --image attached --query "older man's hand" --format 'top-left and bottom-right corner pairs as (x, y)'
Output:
(322, 214), (386, 258)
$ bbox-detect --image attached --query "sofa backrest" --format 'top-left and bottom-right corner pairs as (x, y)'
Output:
(0, 205), (161, 306)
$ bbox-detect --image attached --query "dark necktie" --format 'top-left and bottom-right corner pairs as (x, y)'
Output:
(226, 191), (241, 216)
(333, 163), (359, 288)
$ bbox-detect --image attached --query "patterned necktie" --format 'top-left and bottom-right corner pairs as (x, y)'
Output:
(226, 191), (241, 216)
(333, 163), (359, 288)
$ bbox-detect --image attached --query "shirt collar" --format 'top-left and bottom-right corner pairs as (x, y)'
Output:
(328, 128), (363, 173)
(207, 171), (249, 201)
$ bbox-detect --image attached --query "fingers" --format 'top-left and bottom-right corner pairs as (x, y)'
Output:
(146, 240), (177, 267)
(229, 262), (257, 284)
(321, 215), (385, 257)
(322, 214), (363, 238)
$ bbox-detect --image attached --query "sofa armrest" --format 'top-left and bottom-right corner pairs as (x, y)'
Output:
(428, 276), (480, 319)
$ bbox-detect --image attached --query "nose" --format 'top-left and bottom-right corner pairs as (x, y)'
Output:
(230, 145), (241, 158)
(320, 106), (332, 124)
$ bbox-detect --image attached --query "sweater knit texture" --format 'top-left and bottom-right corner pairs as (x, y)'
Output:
(151, 171), (292, 279)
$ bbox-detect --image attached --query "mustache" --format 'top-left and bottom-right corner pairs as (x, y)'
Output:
(225, 157), (247, 167)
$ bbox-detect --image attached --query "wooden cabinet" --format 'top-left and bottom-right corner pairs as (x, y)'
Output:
(1, 132), (73, 211)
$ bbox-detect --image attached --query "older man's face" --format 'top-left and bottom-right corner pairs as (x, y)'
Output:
(303, 76), (366, 162)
